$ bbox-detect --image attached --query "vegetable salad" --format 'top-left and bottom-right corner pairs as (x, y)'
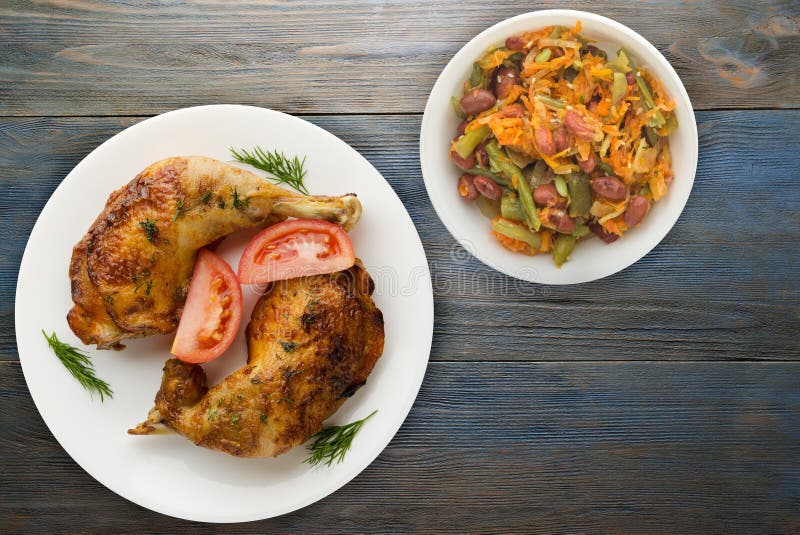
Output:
(449, 21), (677, 266)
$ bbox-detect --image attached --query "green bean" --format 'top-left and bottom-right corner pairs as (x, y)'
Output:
(469, 62), (484, 89)
(571, 223), (590, 238)
(643, 126), (657, 147)
(534, 94), (566, 109)
(634, 72), (665, 127)
(549, 25), (567, 39)
(566, 174), (592, 218)
(572, 57), (583, 71)
(451, 96), (466, 119)
(485, 141), (541, 231)
(597, 161), (615, 176)
(501, 191), (525, 222)
(503, 53), (525, 69)
(453, 125), (490, 159)
(611, 71), (627, 104)
(476, 196), (501, 220)
(492, 218), (542, 249)
(552, 234), (576, 267)
(534, 48), (552, 64)
(554, 176), (569, 197)
(662, 113), (678, 134)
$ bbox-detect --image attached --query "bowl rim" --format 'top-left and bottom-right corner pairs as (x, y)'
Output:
(419, 9), (698, 285)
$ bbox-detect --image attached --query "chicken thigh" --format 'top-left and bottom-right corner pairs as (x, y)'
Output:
(68, 156), (362, 349)
(130, 261), (384, 458)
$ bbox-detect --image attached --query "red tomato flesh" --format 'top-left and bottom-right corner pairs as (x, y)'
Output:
(171, 249), (242, 364)
(238, 219), (356, 285)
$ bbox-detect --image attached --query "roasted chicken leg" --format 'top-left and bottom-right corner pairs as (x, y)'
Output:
(130, 261), (384, 458)
(68, 156), (362, 349)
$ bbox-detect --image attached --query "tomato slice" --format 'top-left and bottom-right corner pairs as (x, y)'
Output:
(171, 249), (243, 364)
(238, 219), (356, 285)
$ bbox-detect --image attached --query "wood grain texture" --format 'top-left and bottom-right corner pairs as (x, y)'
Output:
(0, 0), (798, 116)
(1, 360), (798, 533)
(1, 112), (797, 363)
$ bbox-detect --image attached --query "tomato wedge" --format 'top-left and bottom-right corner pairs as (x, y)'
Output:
(238, 219), (355, 285)
(171, 249), (242, 364)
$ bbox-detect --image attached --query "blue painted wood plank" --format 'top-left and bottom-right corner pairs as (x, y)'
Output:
(0, 112), (797, 362)
(2, 360), (797, 532)
(0, 0), (798, 115)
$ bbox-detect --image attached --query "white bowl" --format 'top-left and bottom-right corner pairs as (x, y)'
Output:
(420, 9), (698, 284)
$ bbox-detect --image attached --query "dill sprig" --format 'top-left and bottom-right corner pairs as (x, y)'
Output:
(42, 330), (113, 401)
(304, 410), (377, 467)
(138, 218), (158, 242)
(230, 146), (309, 195)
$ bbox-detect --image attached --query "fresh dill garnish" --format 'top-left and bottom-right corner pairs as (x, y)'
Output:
(301, 313), (315, 328)
(200, 191), (212, 204)
(132, 267), (152, 293)
(231, 187), (249, 210)
(138, 219), (158, 242)
(280, 341), (297, 353)
(230, 146), (309, 195)
(42, 330), (113, 401)
(260, 413), (268, 424)
(230, 414), (240, 427)
(304, 410), (377, 467)
(172, 199), (185, 221)
(282, 366), (303, 380)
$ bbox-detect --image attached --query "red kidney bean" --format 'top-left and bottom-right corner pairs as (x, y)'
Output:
(543, 209), (575, 233)
(457, 119), (469, 136)
(457, 174), (480, 201)
(534, 126), (557, 156)
(553, 127), (570, 152)
(564, 110), (598, 141)
(577, 151), (597, 173)
(590, 223), (619, 243)
(498, 104), (525, 118)
(460, 89), (496, 116)
(473, 175), (502, 200)
(626, 72), (635, 86)
(474, 140), (489, 167)
(493, 66), (522, 100)
(533, 183), (565, 208)
(505, 36), (527, 51)
(590, 176), (627, 201)
(623, 195), (650, 227)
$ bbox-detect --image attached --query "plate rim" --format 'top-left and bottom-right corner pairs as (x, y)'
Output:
(15, 104), (434, 522)
(419, 8), (699, 285)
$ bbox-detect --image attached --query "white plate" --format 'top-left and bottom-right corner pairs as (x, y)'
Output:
(420, 9), (698, 284)
(15, 105), (433, 522)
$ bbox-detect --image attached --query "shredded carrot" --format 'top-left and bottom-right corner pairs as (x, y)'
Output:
(539, 229), (553, 252)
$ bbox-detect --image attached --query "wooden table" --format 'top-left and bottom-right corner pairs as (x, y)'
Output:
(2, 1), (798, 532)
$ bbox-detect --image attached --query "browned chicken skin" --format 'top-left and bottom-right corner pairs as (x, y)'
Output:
(130, 262), (384, 457)
(68, 156), (362, 349)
